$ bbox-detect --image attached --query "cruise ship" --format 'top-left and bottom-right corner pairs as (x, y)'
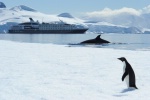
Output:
(8, 18), (88, 34)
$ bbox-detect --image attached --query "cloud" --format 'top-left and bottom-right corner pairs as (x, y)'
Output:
(85, 7), (141, 18)
(82, 5), (150, 29)
(141, 5), (150, 14)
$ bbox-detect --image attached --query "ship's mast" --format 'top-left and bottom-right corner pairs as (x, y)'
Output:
(29, 18), (34, 22)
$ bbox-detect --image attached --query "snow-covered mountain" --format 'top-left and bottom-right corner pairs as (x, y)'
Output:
(0, 3), (86, 33)
(0, 2), (150, 33)
(83, 6), (150, 33)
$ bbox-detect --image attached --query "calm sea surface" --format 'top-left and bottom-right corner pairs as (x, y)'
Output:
(0, 33), (150, 50)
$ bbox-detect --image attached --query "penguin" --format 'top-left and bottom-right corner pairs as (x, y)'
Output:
(118, 57), (138, 89)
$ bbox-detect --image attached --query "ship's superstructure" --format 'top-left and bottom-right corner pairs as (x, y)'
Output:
(8, 18), (88, 34)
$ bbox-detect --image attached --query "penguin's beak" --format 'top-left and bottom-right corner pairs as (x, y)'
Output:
(118, 58), (121, 60)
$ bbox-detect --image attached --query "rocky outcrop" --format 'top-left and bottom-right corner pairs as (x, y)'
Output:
(0, 2), (6, 8)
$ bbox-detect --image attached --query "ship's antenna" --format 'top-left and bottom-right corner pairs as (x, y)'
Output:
(58, 17), (65, 23)
(42, 17), (44, 23)
(58, 18), (62, 22)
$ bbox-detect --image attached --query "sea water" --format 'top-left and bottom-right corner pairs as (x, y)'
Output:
(0, 33), (150, 50)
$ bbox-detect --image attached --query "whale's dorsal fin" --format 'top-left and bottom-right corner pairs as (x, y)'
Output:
(95, 35), (101, 40)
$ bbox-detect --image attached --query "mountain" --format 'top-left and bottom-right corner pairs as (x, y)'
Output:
(0, 2), (6, 8)
(0, 4), (86, 33)
(10, 5), (36, 12)
(82, 7), (150, 33)
(0, 2), (150, 34)
(58, 13), (74, 18)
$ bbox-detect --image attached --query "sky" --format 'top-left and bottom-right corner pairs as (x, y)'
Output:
(1, 0), (150, 16)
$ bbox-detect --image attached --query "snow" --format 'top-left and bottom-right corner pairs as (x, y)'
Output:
(0, 2), (148, 34)
(86, 23), (141, 34)
(83, 5), (150, 33)
(0, 6), (87, 33)
(1, 2), (150, 33)
(1, 2), (150, 34)
(0, 40), (150, 100)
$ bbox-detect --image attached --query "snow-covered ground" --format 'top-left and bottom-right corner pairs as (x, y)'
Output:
(0, 40), (149, 100)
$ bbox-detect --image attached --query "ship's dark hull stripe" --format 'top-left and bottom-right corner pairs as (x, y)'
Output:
(8, 29), (88, 34)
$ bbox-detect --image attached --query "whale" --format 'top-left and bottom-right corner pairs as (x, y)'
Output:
(80, 35), (110, 44)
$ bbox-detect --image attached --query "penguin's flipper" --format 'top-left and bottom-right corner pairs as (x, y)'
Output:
(122, 71), (128, 81)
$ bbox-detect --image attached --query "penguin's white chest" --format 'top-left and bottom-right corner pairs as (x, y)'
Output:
(123, 61), (129, 87)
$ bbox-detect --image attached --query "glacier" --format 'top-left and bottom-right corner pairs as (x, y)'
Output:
(83, 7), (150, 34)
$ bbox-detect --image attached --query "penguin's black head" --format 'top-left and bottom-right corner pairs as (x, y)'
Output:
(118, 57), (126, 62)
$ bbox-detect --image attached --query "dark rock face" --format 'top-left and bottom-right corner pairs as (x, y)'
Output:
(10, 5), (36, 12)
(0, 2), (6, 8)
(58, 13), (74, 18)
